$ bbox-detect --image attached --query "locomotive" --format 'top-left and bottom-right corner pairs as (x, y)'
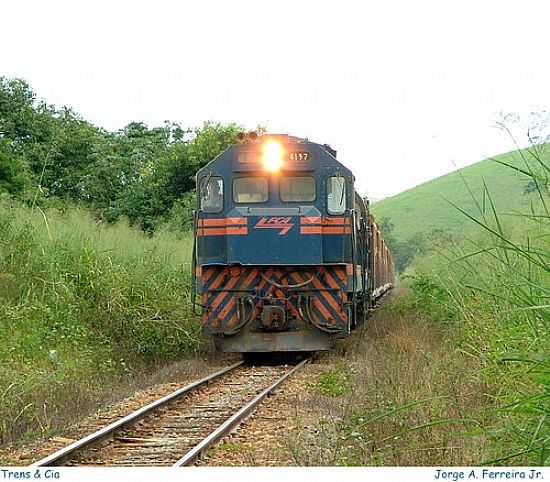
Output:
(191, 133), (394, 353)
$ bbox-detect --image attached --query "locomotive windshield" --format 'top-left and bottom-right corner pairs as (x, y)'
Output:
(233, 177), (268, 203)
(280, 176), (316, 202)
(200, 176), (223, 212)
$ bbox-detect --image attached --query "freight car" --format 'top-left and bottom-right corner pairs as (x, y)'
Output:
(191, 133), (394, 353)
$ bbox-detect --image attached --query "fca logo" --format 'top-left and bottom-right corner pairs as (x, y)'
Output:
(254, 217), (294, 235)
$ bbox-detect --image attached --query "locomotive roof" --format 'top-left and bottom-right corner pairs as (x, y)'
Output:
(197, 133), (352, 177)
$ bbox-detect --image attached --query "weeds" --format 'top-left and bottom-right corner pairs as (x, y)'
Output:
(406, 140), (550, 464)
(0, 201), (201, 445)
(311, 365), (354, 397)
(290, 140), (548, 466)
(290, 300), (489, 466)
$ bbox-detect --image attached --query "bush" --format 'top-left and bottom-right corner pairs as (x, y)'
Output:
(0, 201), (200, 443)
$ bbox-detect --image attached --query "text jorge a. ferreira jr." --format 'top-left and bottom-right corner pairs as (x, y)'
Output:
(435, 469), (545, 481)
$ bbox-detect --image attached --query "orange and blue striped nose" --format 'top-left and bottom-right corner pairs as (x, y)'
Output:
(197, 213), (352, 266)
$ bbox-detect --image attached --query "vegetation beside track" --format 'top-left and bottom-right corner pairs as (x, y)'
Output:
(0, 76), (242, 234)
(295, 142), (549, 465)
(0, 76), (243, 447)
(0, 202), (202, 446)
(403, 141), (549, 464)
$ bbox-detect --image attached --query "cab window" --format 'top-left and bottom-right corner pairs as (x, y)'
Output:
(327, 176), (347, 214)
(280, 176), (316, 202)
(233, 177), (268, 203)
(200, 176), (223, 212)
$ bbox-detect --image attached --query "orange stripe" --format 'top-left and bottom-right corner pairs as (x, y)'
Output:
(321, 227), (347, 234)
(210, 276), (241, 310)
(202, 267), (215, 283)
(199, 217), (247, 227)
(334, 267), (347, 283)
(300, 216), (322, 225)
(257, 267), (274, 292)
(242, 268), (259, 289)
(300, 217), (351, 226)
(225, 217), (247, 226)
(198, 227), (248, 236)
(273, 269), (286, 299)
(275, 288), (286, 299)
(300, 226), (323, 234)
(200, 228), (227, 236)
(226, 227), (248, 235)
(253, 267), (274, 318)
(300, 226), (351, 234)
(209, 268), (227, 291)
(311, 277), (341, 312)
(324, 271), (340, 290)
(313, 296), (332, 320)
(320, 290), (342, 314)
(322, 217), (350, 225)
(217, 298), (237, 324)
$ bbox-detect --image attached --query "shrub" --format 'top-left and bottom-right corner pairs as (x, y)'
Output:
(0, 201), (200, 443)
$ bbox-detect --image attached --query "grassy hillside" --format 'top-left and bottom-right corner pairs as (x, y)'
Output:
(372, 147), (541, 242)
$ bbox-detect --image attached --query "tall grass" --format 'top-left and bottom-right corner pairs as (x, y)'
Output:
(407, 142), (549, 464)
(289, 142), (549, 466)
(289, 299), (490, 466)
(0, 200), (200, 444)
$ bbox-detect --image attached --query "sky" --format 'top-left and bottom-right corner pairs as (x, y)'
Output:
(2, 0), (550, 199)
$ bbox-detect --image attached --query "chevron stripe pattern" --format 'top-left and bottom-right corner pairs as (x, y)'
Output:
(197, 265), (349, 334)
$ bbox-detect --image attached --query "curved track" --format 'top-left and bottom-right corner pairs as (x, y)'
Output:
(32, 359), (308, 467)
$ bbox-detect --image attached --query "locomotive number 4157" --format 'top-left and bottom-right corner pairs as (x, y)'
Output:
(289, 151), (310, 162)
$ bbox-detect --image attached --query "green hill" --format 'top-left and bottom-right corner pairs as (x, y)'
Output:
(371, 147), (541, 242)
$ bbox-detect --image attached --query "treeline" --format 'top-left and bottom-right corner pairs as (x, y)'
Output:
(377, 218), (455, 273)
(0, 77), (242, 232)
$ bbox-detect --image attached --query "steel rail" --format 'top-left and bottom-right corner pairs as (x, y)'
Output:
(32, 361), (244, 467)
(173, 357), (309, 466)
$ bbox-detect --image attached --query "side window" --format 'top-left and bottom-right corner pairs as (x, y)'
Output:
(233, 177), (268, 203)
(327, 176), (347, 214)
(200, 176), (224, 213)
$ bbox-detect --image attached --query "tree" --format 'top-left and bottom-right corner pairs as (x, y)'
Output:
(0, 140), (29, 194)
(114, 122), (242, 232)
(0, 76), (243, 233)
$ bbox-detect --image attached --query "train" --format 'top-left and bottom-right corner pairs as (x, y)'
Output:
(191, 133), (394, 353)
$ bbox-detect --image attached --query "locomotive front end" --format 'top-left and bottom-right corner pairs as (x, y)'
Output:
(193, 133), (382, 353)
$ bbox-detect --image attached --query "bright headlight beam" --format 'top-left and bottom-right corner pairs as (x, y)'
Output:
(262, 140), (284, 172)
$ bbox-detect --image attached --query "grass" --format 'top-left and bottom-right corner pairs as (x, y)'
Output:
(310, 365), (354, 397)
(289, 293), (492, 465)
(0, 200), (201, 446)
(403, 141), (550, 464)
(372, 145), (543, 242)
(291, 141), (549, 466)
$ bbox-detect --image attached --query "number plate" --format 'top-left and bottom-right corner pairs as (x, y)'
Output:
(238, 151), (311, 163)
(288, 151), (310, 162)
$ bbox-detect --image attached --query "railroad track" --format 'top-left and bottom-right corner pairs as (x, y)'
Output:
(32, 358), (308, 467)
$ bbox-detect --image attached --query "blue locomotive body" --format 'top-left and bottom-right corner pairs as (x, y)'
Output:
(192, 134), (393, 352)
